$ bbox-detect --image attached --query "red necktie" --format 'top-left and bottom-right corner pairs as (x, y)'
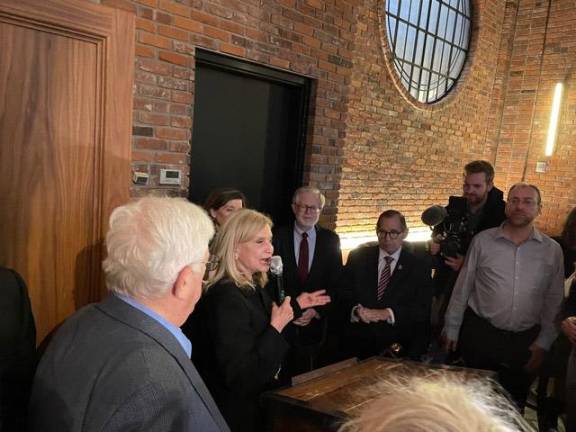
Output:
(377, 256), (393, 301)
(297, 232), (309, 285)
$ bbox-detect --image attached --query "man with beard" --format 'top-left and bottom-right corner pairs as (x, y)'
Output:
(443, 183), (564, 411)
(429, 161), (506, 341)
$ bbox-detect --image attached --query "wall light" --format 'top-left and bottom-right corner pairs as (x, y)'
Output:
(545, 82), (563, 157)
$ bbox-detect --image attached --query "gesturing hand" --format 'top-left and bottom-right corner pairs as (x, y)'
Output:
(296, 290), (331, 309)
(270, 296), (294, 333)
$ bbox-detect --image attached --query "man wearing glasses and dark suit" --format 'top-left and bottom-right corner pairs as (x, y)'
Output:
(340, 210), (433, 360)
(272, 186), (342, 376)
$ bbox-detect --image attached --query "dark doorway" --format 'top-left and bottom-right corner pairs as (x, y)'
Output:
(189, 49), (311, 226)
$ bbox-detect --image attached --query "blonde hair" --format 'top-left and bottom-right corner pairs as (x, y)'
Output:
(208, 209), (272, 291)
(339, 374), (533, 432)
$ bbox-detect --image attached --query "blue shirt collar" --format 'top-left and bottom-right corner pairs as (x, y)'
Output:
(115, 293), (192, 358)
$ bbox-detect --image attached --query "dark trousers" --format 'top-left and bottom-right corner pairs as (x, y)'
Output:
(459, 308), (539, 410)
(567, 348), (576, 432)
(344, 322), (399, 360)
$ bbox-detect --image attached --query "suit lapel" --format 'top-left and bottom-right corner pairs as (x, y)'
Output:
(307, 226), (322, 283)
(366, 246), (380, 303)
(99, 295), (228, 431)
(387, 248), (411, 292)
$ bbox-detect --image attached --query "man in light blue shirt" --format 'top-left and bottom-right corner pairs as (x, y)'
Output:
(29, 197), (230, 432)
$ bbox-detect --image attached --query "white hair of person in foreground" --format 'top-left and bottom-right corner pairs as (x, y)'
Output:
(103, 197), (214, 299)
(339, 374), (534, 432)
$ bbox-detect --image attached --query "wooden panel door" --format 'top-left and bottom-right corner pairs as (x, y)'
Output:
(0, 0), (134, 342)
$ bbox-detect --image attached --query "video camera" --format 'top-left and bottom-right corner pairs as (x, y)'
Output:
(421, 197), (473, 258)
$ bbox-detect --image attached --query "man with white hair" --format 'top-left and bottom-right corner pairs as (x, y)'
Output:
(28, 198), (229, 431)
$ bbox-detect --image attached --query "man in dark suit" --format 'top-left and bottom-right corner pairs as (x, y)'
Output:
(273, 186), (342, 375)
(0, 267), (36, 432)
(341, 210), (433, 360)
(28, 197), (229, 432)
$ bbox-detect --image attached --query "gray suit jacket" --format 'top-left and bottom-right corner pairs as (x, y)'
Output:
(28, 295), (229, 432)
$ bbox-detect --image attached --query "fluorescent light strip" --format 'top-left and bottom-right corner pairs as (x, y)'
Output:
(545, 82), (563, 157)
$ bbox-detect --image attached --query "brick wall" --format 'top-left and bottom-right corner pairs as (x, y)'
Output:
(494, 0), (576, 234)
(336, 0), (511, 234)
(94, 0), (574, 235)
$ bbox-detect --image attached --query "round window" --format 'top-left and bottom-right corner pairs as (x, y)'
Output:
(384, 0), (472, 103)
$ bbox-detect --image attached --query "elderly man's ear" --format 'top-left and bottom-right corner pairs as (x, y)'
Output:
(173, 266), (196, 300)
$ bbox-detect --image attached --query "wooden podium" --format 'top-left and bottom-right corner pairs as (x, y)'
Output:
(263, 357), (497, 432)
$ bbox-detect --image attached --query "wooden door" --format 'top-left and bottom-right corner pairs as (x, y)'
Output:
(0, 0), (134, 342)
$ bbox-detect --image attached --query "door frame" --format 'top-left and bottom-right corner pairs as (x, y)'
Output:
(192, 49), (312, 199)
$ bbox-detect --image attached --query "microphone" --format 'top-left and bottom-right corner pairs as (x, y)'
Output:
(270, 255), (285, 303)
(421, 205), (448, 227)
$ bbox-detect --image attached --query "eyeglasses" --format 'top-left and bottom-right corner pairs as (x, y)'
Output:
(377, 229), (402, 239)
(293, 203), (321, 213)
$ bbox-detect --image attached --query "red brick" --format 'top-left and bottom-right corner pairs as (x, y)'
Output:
(156, 127), (189, 140)
(136, 45), (155, 58)
(139, 32), (172, 49)
(173, 16), (203, 33)
(171, 91), (193, 104)
(134, 137), (168, 150)
(158, 0), (190, 18)
(171, 116), (193, 128)
(136, 17), (156, 33)
(139, 112), (170, 125)
(134, 0), (157, 7)
(158, 24), (189, 41)
(159, 51), (189, 66)
(220, 43), (245, 57)
(204, 26), (230, 42)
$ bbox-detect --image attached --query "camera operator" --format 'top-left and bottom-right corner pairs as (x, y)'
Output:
(429, 161), (506, 337)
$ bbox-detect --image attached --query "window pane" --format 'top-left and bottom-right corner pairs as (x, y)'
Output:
(419, 0), (430, 27)
(384, 0), (471, 103)
(433, 40), (444, 72)
(438, 4), (448, 39)
(405, 25), (417, 60)
(387, 0), (399, 15)
(409, 0), (420, 24)
(399, 0), (410, 20)
(423, 34), (435, 70)
(428, 0), (439, 33)
(415, 30), (425, 63)
(441, 44), (452, 75)
(447, 9), (456, 41)
(396, 21), (408, 58)
(388, 16), (397, 43)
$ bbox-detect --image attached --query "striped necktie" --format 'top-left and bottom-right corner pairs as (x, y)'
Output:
(377, 256), (394, 301)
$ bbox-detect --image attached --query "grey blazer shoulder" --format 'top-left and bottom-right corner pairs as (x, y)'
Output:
(29, 295), (229, 432)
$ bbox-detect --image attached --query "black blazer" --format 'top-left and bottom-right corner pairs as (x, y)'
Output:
(272, 224), (342, 342)
(189, 280), (289, 432)
(0, 268), (36, 432)
(341, 245), (433, 338)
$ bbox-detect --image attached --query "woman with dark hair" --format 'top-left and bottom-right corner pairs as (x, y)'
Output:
(204, 188), (246, 228)
(188, 209), (330, 432)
